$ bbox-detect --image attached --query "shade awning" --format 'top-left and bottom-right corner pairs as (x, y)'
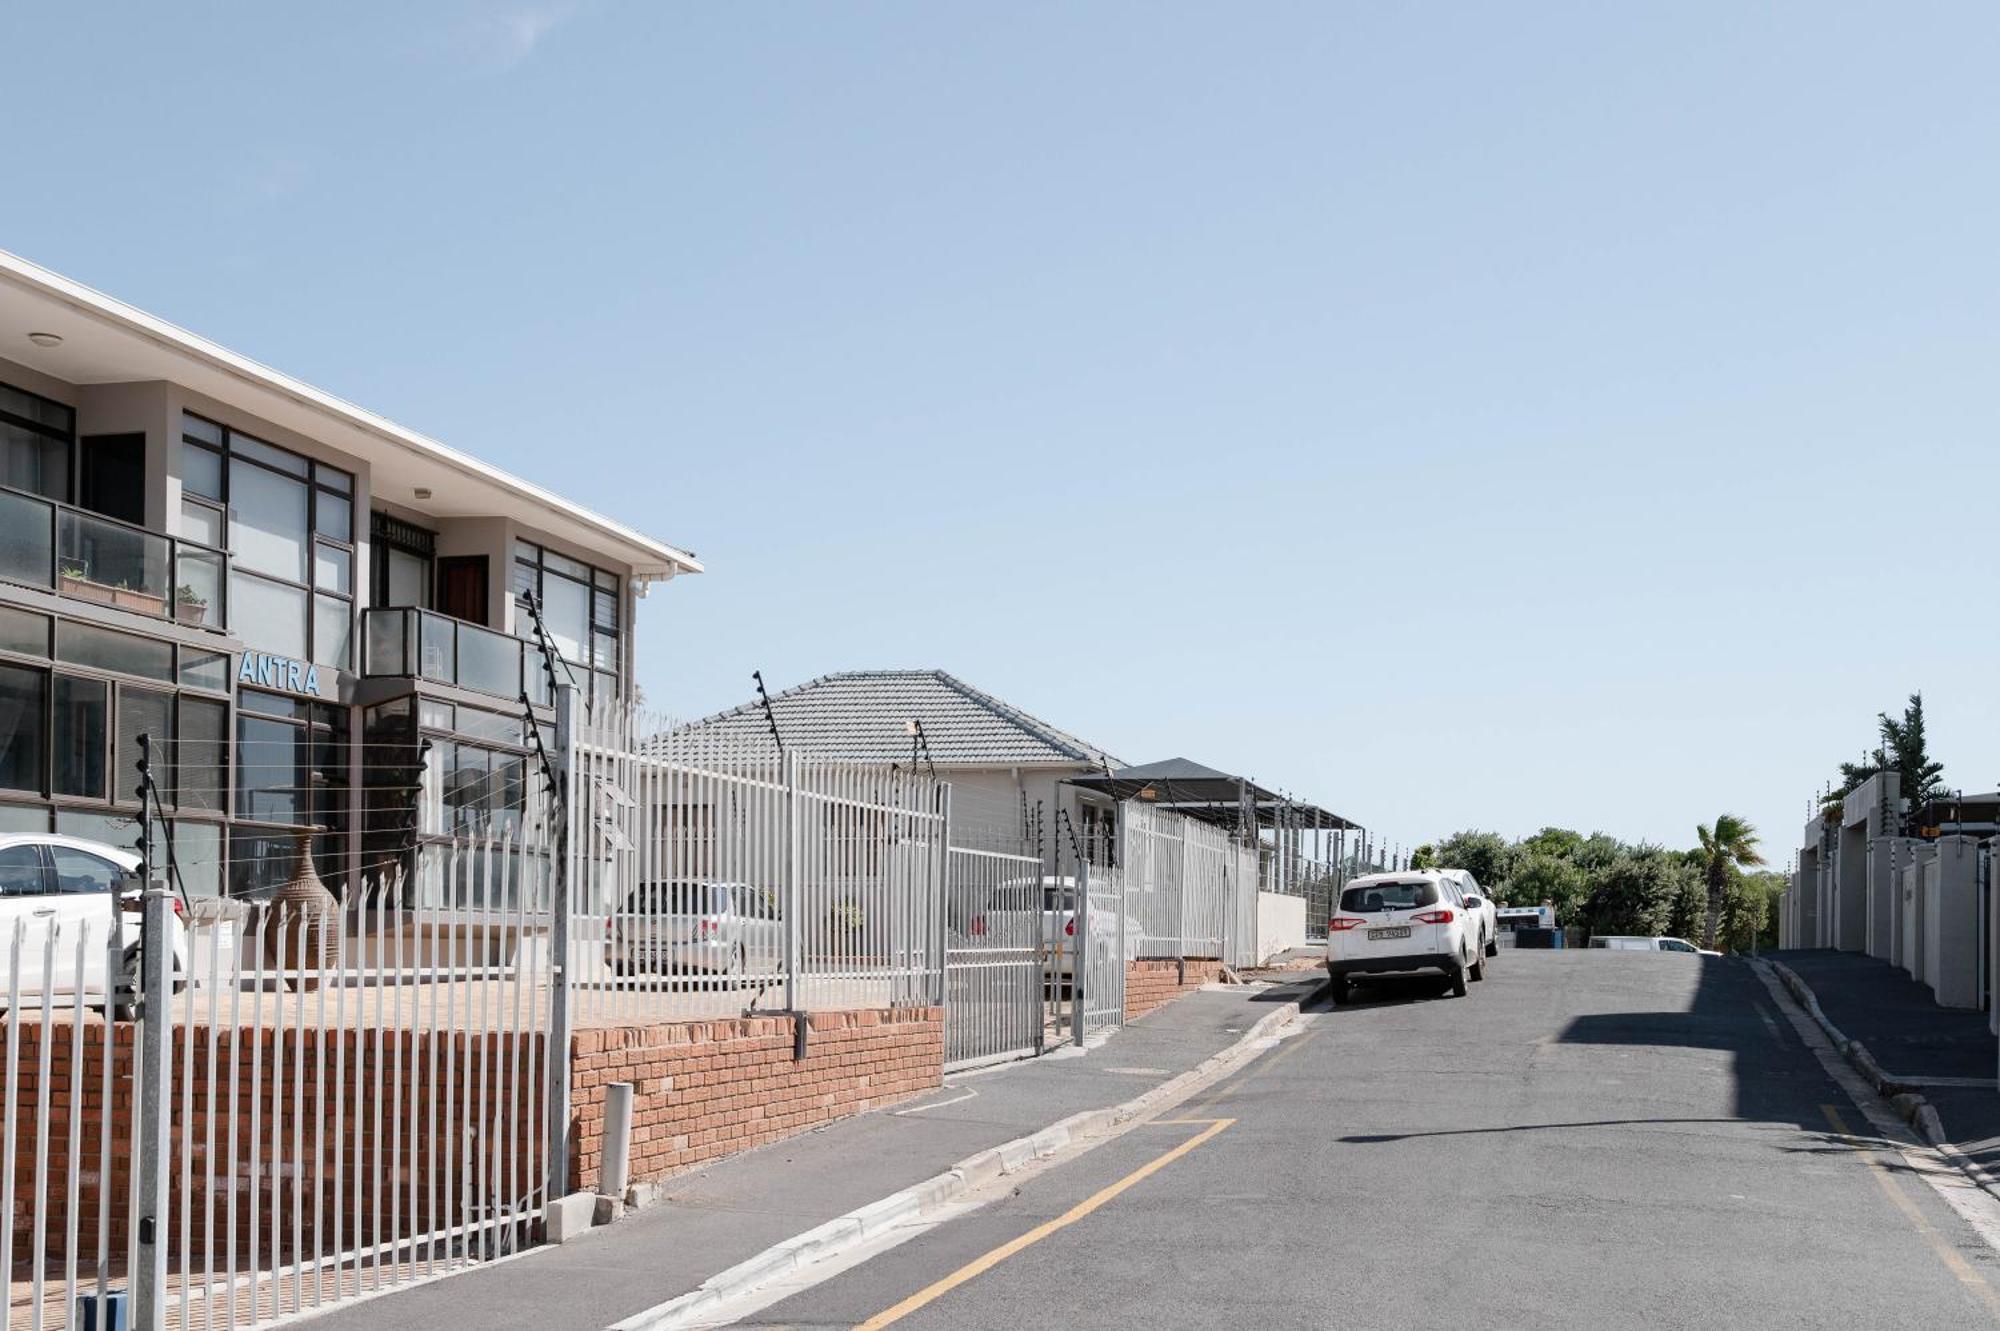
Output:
(1067, 757), (1359, 831)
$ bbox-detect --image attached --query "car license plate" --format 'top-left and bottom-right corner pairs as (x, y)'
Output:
(1367, 926), (1411, 941)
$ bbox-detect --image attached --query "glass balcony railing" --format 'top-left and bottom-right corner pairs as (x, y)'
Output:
(364, 607), (550, 705)
(0, 485), (228, 630)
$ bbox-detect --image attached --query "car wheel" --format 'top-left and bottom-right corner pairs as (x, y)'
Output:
(726, 945), (747, 982)
(1468, 951), (1485, 982)
(1448, 966), (1468, 998)
(1329, 976), (1352, 1006)
(1485, 936), (1498, 958)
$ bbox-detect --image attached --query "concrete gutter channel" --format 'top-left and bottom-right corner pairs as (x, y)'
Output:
(1765, 960), (1949, 1148)
(605, 996), (1305, 1331)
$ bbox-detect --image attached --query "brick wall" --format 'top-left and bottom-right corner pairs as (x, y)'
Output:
(569, 1006), (943, 1193)
(7, 1017), (543, 1263)
(1124, 959), (1223, 1022)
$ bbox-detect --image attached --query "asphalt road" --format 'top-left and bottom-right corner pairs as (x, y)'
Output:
(744, 951), (2000, 1330)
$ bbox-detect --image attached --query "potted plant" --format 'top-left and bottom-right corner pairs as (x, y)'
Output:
(57, 561), (103, 602)
(175, 583), (209, 625)
(110, 579), (167, 616)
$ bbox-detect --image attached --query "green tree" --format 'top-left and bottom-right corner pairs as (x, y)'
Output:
(1724, 870), (1786, 953)
(1410, 844), (1439, 870)
(1696, 815), (1765, 950)
(1427, 830), (1512, 898)
(1880, 692), (1948, 820)
(1509, 852), (1588, 924)
(1581, 850), (1678, 939)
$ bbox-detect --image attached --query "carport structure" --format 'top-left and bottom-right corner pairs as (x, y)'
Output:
(1067, 758), (1361, 938)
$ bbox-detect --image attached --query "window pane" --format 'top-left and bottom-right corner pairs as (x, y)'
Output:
(228, 432), (308, 477)
(116, 685), (173, 805)
(511, 560), (536, 599)
(592, 630), (617, 670)
(238, 688), (303, 720)
(418, 700), (454, 731)
(180, 413), (223, 446)
(179, 441), (223, 500)
(57, 621), (175, 681)
(179, 649), (229, 692)
(314, 540), (351, 592)
(314, 594), (352, 670)
(0, 844), (42, 896)
(387, 548), (429, 609)
(513, 540), (539, 565)
(178, 498), (224, 548)
(230, 574), (309, 659)
(0, 606), (48, 656)
(315, 492), (351, 543)
(0, 804), (46, 835)
(592, 589), (618, 630)
(229, 459), (309, 581)
(228, 826), (296, 897)
(54, 809), (137, 854)
(543, 549), (590, 581)
(53, 674), (107, 798)
(0, 485), (55, 589)
(236, 713), (303, 823)
(542, 573), (588, 661)
(1, 421), (71, 503)
(163, 819), (222, 898)
(177, 696), (227, 814)
(51, 847), (122, 895)
(315, 463), (352, 496)
(0, 663), (46, 792)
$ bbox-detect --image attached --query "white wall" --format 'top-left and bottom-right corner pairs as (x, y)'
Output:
(1256, 891), (1307, 964)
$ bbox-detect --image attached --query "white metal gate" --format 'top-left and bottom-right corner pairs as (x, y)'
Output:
(943, 841), (1045, 1070)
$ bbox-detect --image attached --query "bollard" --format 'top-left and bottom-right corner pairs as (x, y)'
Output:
(602, 1081), (635, 1202)
(77, 1291), (130, 1331)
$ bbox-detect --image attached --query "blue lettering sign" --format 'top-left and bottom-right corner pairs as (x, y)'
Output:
(232, 652), (332, 699)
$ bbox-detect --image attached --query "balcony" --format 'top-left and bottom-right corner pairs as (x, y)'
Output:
(0, 485), (227, 630)
(364, 607), (551, 706)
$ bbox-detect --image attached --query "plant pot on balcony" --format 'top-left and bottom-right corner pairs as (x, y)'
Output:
(175, 598), (208, 625)
(60, 572), (118, 606)
(111, 587), (167, 616)
(263, 829), (339, 992)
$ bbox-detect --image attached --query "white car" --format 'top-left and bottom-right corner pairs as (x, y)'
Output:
(0, 835), (190, 1016)
(605, 880), (783, 978)
(973, 876), (1144, 982)
(1440, 868), (1499, 959)
(1588, 935), (1721, 956)
(1325, 870), (1486, 1004)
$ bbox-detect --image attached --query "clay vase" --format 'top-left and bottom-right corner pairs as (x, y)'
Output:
(264, 829), (338, 992)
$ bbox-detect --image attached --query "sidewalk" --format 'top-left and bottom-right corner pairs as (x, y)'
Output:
(301, 979), (1316, 1331)
(1769, 949), (2000, 1171)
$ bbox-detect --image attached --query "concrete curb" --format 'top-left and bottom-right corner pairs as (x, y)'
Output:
(1765, 960), (1948, 1148)
(606, 998), (1306, 1331)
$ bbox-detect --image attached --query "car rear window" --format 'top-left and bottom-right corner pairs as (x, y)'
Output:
(1340, 881), (1439, 913)
(630, 882), (724, 914)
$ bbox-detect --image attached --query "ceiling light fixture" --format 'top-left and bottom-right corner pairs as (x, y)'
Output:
(26, 332), (62, 348)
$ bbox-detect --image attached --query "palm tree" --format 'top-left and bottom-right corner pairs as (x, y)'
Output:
(1697, 815), (1765, 951)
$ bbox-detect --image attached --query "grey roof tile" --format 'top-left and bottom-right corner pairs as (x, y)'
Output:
(676, 670), (1120, 769)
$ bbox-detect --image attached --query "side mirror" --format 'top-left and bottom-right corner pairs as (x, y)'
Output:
(1464, 896), (1481, 908)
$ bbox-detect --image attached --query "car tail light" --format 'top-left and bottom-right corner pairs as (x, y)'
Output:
(969, 914), (987, 936)
(1065, 919), (1075, 936)
(1412, 909), (1455, 925)
(698, 918), (720, 936)
(172, 898), (187, 920)
(1328, 916), (1365, 932)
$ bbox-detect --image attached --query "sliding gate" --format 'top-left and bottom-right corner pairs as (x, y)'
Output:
(943, 839), (1045, 1069)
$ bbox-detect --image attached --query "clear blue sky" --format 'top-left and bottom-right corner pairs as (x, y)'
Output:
(9, 3), (1999, 864)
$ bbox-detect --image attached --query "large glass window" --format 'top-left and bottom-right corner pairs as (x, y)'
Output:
(0, 381), (74, 504)
(0, 663), (46, 792)
(180, 413), (353, 668)
(115, 685), (173, 805)
(176, 696), (227, 814)
(514, 540), (621, 705)
(231, 690), (350, 895)
(52, 674), (106, 798)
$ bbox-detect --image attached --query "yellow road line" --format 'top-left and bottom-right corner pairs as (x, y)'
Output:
(854, 1117), (1236, 1330)
(1821, 1104), (2000, 1322)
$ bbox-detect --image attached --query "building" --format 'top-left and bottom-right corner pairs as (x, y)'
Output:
(0, 250), (698, 898)
(679, 669), (1124, 854)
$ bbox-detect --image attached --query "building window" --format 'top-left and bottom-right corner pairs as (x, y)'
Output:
(231, 687), (350, 895)
(371, 511), (435, 611)
(179, 412), (354, 669)
(513, 540), (620, 705)
(0, 380), (75, 505)
(0, 663), (46, 792)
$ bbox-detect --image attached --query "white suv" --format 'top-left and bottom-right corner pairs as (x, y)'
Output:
(0, 835), (189, 1017)
(1325, 870), (1485, 1004)
(1440, 869), (1499, 959)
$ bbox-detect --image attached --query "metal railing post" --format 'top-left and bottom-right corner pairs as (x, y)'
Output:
(934, 781), (951, 1007)
(546, 684), (577, 1205)
(783, 750), (800, 1015)
(1073, 858), (1089, 1047)
(130, 765), (170, 1331)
